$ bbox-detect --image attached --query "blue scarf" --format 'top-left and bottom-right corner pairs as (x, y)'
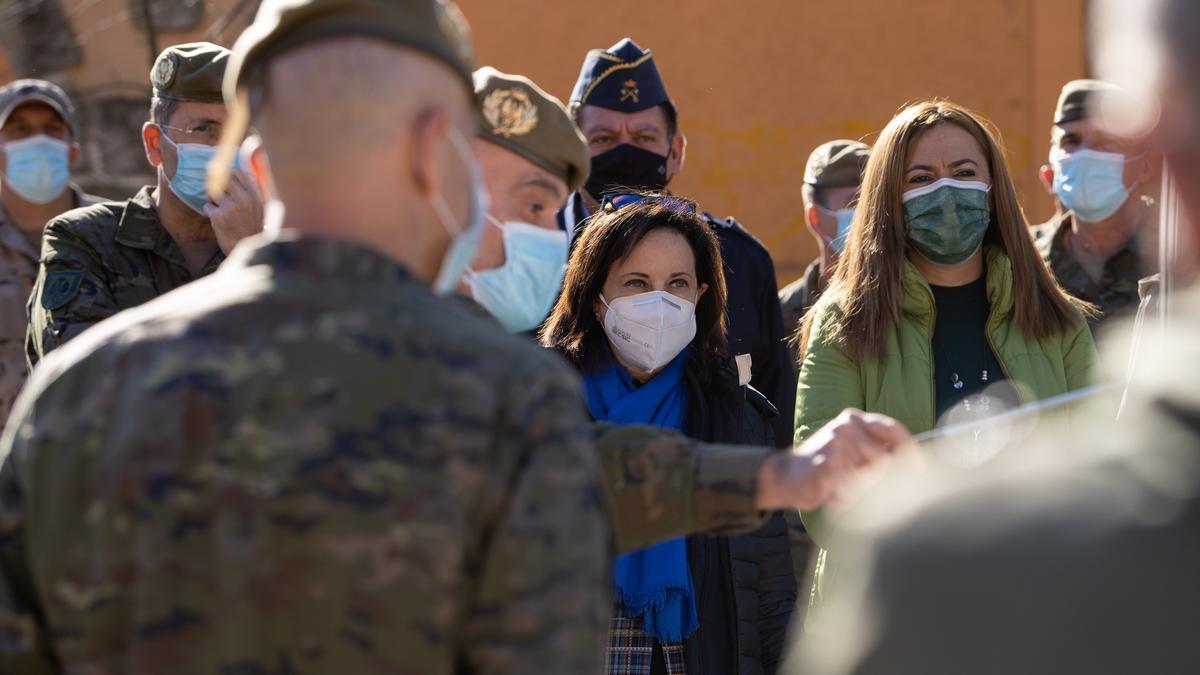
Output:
(583, 347), (699, 643)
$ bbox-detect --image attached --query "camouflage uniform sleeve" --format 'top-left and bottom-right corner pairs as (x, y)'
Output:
(462, 356), (609, 673)
(592, 424), (770, 554)
(0, 421), (57, 673)
(26, 216), (120, 368)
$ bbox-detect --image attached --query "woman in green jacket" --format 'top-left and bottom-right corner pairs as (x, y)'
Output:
(794, 100), (1099, 608)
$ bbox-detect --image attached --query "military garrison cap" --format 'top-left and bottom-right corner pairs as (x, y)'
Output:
(475, 67), (589, 194)
(804, 139), (869, 187)
(151, 42), (230, 103)
(1054, 79), (1127, 125)
(0, 79), (77, 136)
(569, 38), (674, 117)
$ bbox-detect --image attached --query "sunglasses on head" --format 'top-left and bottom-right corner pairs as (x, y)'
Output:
(599, 192), (697, 216)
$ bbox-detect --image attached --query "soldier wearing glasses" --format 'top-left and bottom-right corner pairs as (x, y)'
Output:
(26, 42), (263, 366)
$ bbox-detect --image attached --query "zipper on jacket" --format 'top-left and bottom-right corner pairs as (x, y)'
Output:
(984, 324), (1021, 404)
(926, 294), (937, 430)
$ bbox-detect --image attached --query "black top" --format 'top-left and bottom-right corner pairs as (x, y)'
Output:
(930, 276), (1007, 420)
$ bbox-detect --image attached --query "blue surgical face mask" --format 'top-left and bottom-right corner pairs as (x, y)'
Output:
(465, 216), (568, 333)
(159, 129), (220, 214)
(3, 134), (70, 204)
(1052, 148), (1132, 223)
(431, 127), (489, 295)
(816, 205), (855, 254)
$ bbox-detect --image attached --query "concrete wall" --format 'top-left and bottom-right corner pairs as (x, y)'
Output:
(0, 0), (1087, 285)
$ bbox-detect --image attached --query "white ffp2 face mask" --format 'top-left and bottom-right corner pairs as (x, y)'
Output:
(601, 290), (697, 373)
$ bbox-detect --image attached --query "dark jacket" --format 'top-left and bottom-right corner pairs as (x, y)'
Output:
(680, 352), (796, 675)
(703, 213), (798, 449)
(566, 337), (797, 675)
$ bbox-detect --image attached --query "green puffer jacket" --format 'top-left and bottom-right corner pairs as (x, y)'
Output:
(794, 246), (1099, 614)
(794, 246), (1098, 441)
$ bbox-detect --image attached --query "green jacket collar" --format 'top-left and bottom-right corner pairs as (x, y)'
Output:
(900, 245), (1016, 327)
(114, 186), (165, 251)
(115, 186), (222, 275)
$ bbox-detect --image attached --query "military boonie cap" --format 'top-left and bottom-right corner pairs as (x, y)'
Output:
(475, 67), (589, 194)
(0, 79), (77, 136)
(804, 139), (870, 187)
(569, 38), (674, 118)
(151, 42), (230, 103)
(1054, 79), (1129, 125)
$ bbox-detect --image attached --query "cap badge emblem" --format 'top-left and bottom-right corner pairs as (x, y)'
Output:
(152, 53), (178, 91)
(482, 87), (538, 138)
(620, 79), (639, 104)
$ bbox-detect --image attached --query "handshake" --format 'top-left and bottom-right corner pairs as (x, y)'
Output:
(754, 409), (915, 512)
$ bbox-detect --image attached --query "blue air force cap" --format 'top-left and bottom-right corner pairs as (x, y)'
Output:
(569, 38), (674, 117)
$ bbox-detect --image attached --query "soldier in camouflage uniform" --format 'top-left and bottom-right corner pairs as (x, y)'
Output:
(0, 1), (912, 672)
(778, 140), (870, 339)
(25, 42), (263, 368)
(0, 80), (102, 430)
(1032, 79), (1159, 334)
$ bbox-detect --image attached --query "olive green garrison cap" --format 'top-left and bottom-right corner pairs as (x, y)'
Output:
(151, 42), (230, 103)
(804, 139), (870, 188)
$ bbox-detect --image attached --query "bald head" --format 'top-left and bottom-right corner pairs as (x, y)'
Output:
(246, 36), (478, 281)
(258, 38), (470, 169)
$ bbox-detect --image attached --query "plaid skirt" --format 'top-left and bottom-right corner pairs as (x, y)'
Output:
(606, 603), (687, 675)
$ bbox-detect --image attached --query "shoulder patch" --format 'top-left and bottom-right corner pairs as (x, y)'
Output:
(702, 211), (735, 229)
(41, 270), (83, 311)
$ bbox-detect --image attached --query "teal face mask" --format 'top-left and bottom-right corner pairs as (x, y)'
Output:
(902, 178), (991, 266)
(3, 134), (70, 204)
(465, 217), (568, 333)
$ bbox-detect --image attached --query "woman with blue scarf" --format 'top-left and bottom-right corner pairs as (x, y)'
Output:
(541, 193), (796, 675)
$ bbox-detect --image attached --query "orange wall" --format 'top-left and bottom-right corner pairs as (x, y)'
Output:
(459, 0), (1088, 283)
(1, 0), (1087, 285)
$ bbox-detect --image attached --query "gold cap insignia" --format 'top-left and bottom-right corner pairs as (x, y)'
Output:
(620, 79), (639, 104)
(482, 87), (538, 138)
(152, 52), (178, 91)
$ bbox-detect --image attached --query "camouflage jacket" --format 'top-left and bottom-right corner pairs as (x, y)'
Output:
(1033, 211), (1150, 331)
(25, 186), (223, 368)
(0, 187), (102, 430)
(778, 259), (823, 340)
(0, 232), (768, 674)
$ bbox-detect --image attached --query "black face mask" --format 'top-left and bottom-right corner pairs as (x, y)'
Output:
(584, 143), (670, 198)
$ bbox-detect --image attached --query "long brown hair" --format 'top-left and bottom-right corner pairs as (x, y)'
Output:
(799, 99), (1091, 361)
(539, 194), (728, 367)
